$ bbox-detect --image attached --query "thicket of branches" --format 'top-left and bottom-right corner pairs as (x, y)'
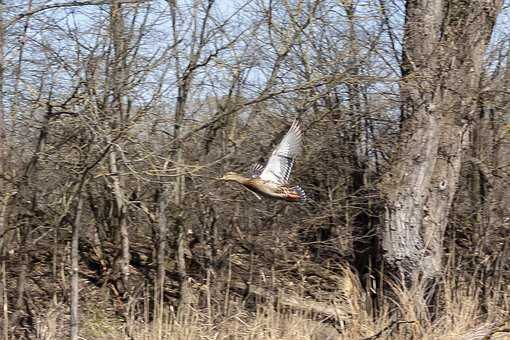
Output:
(0, 1), (508, 339)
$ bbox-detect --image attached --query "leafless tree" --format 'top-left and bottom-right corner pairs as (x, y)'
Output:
(379, 0), (503, 287)
(0, 1), (507, 338)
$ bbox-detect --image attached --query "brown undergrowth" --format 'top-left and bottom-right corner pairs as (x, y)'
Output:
(28, 266), (509, 340)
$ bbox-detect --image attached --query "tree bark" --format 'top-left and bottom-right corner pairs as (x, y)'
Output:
(155, 184), (169, 326)
(380, 0), (503, 282)
(0, 196), (10, 340)
(0, 0), (5, 163)
(108, 0), (130, 296)
(0, 3), (8, 337)
(70, 192), (84, 340)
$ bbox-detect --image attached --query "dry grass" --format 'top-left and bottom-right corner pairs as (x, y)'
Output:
(29, 267), (508, 340)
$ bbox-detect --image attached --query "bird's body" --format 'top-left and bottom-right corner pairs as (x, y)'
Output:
(221, 120), (306, 203)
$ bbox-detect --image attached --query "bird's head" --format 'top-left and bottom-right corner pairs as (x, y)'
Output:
(220, 172), (245, 182)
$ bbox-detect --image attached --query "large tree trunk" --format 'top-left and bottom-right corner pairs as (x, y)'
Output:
(380, 0), (502, 282)
(108, 0), (130, 295)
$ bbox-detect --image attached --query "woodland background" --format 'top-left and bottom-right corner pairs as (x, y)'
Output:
(0, 0), (509, 339)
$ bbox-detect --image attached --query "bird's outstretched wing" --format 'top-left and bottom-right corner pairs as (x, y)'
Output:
(259, 120), (302, 185)
(249, 163), (264, 178)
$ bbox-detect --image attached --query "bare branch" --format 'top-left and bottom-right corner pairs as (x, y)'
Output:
(6, 0), (150, 28)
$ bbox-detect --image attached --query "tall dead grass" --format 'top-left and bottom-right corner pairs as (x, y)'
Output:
(34, 267), (509, 340)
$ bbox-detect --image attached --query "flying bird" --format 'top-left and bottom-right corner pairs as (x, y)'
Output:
(220, 120), (306, 203)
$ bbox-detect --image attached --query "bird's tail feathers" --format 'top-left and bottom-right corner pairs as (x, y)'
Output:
(293, 186), (307, 203)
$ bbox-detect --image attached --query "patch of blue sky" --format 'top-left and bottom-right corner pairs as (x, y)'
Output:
(4, 0), (506, 125)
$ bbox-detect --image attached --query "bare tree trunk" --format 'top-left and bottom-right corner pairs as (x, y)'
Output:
(0, 195), (9, 340)
(108, 148), (130, 288)
(342, 2), (376, 284)
(108, 0), (130, 296)
(175, 100), (190, 313)
(166, 0), (203, 314)
(0, 0), (5, 164)
(70, 192), (84, 340)
(0, 3), (9, 338)
(0, 260), (7, 340)
(380, 0), (502, 284)
(155, 185), (169, 327)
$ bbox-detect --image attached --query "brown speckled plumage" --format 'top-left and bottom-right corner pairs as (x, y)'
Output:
(221, 120), (306, 203)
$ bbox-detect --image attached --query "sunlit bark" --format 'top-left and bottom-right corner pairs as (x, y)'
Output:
(381, 0), (503, 283)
